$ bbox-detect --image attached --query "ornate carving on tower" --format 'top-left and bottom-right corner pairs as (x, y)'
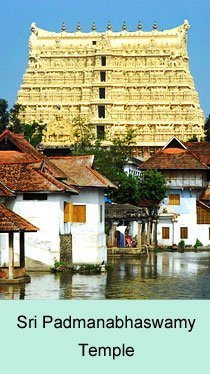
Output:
(17, 20), (204, 148)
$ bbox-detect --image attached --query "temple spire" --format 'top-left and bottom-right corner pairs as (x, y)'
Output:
(107, 20), (112, 31)
(122, 21), (127, 31)
(77, 21), (81, 32)
(137, 21), (142, 31)
(92, 22), (96, 32)
(61, 22), (66, 32)
(153, 20), (158, 30)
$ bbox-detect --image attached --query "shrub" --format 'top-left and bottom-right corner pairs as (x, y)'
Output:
(178, 240), (185, 250)
(194, 239), (203, 248)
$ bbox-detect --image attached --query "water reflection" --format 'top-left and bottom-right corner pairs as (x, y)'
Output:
(0, 252), (210, 300)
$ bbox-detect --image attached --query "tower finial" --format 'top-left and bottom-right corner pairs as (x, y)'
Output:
(77, 21), (81, 32)
(153, 20), (158, 30)
(61, 22), (66, 32)
(137, 21), (142, 31)
(122, 21), (127, 31)
(107, 20), (112, 31)
(92, 22), (96, 32)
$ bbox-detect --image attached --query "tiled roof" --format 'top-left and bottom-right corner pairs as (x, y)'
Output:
(0, 130), (78, 194)
(49, 156), (116, 188)
(0, 204), (38, 232)
(140, 148), (208, 170)
(196, 200), (210, 212)
(0, 150), (37, 163)
(185, 141), (210, 165)
(0, 130), (67, 179)
(0, 163), (77, 193)
(0, 130), (115, 193)
(0, 181), (15, 197)
(199, 185), (210, 201)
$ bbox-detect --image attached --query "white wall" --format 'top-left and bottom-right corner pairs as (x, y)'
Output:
(158, 189), (210, 246)
(3, 188), (107, 267)
(68, 188), (107, 264)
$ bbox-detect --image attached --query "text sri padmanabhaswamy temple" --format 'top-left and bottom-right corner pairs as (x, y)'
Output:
(17, 20), (204, 155)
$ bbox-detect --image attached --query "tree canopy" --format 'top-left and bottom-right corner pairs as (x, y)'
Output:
(71, 117), (168, 208)
(137, 169), (168, 217)
(0, 99), (46, 146)
(204, 114), (210, 141)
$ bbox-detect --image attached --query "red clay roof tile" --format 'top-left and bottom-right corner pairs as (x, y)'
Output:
(0, 204), (38, 232)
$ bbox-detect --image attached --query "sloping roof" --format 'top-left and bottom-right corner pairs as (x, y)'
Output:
(0, 130), (78, 194)
(0, 130), (67, 179)
(0, 163), (78, 193)
(0, 204), (38, 232)
(141, 137), (208, 171)
(49, 156), (116, 188)
(185, 141), (210, 165)
(0, 181), (15, 197)
(199, 185), (210, 201)
(0, 164), (71, 192)
(196, 200), (210, 212)
(163, 136), (187, 150)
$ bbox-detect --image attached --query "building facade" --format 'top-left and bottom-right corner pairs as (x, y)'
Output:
(141, 137), (210, 247)
(0, 130), (115, 268)
(17, 20), (204, 153)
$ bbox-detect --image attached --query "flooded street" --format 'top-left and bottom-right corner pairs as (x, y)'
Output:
(1, 252), (210, 300)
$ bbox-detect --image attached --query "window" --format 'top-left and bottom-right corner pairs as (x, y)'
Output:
(64, 202), (73, 222)
(180, 227), (188, 239)
(101, 56), (106, 66)
(209, 228), (210, 240)
(98, 105), (105, 118)
(169, 194), (180, 205)
(23, 193), (48, 200)
(162, 227), (169, 239)
(64, 203), (86, 223)
(100, 71), (106, 82)
(73, 205), (86, 223)
(92, 41), (97, 45)
(99, 87), (105, 99)
(197, 204), (210, 224)
(96, 125), (105, 139)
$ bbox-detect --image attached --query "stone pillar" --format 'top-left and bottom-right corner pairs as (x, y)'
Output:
(137, 222), (142, 251)
(20, 232), (25, 268)
(112, 222), (118, 247)
(8, 232), (14, 279)
(147, 221), (151, 247)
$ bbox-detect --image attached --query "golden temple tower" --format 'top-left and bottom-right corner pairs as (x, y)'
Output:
(17, 20), (204, 151)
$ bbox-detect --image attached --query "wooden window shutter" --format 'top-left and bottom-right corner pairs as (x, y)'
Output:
(180, 227), (188, 239)
(73, 205), (86, 223)
(162, 227), (169, 239)
(197, 204), (210, 224)
(169, 194), (180, 205)
(64, 202), (73, 222)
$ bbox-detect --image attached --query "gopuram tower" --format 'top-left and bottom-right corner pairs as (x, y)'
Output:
(17, 20), (204, 155)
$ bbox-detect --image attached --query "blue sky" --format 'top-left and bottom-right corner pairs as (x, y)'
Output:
(0, 0), (209, 116)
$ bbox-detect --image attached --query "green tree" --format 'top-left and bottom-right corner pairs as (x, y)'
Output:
(71, 116), (139, 203)
(9, 103), (24, 133)
(204, 114), (210, 141)
(137, 169), (168, 246)
(0, 99), (45, 146)
(187, 134), (198, 142)
(110, 172), (141, 205)
(0, 98), (9, 131)
(24, 121), (46, 146)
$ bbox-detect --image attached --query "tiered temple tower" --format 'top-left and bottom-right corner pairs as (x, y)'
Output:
(17, 20), (204, 153)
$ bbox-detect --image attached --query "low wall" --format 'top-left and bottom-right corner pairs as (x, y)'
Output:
(0, 267), (26, 279)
